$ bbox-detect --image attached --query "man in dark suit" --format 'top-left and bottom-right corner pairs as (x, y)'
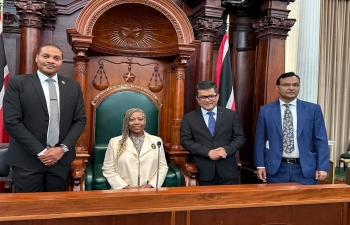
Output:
(254, 72), (329, 185)
(3, 44), (86, 192)
(180, 81), (245, 185)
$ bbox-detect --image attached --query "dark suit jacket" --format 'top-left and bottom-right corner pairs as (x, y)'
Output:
(180, 106), (245, 181)
(254, 99), (329, 178)
(3, 73), (86, 169)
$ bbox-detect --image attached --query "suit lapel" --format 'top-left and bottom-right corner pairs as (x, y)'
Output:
(195, 108), (212, 137)
(297, 99), (306, 138)
(126, 137), (138, 155)
(271, 100), (282, 137)
(139, 133), (155, 157)
(31, 73), (49, 116)
(58, 76), (66, 118)
(213, 106), (223, 136)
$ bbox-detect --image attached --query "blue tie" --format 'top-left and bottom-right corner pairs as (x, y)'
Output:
(207, 111), (215, 136)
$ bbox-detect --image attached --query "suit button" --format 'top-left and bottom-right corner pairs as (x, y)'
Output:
(42, 134), (46, 137)
(44, 120), (48, 123)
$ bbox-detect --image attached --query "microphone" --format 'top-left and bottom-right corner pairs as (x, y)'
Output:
(156, 141), (161, 191)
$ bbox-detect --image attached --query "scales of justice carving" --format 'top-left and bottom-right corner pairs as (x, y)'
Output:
(92, 57), (163, 92)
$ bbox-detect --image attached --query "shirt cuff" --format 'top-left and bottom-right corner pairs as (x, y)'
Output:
(37, 148), (48, 156)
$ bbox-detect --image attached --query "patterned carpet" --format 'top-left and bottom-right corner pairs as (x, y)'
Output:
(334, 167), (346, 179)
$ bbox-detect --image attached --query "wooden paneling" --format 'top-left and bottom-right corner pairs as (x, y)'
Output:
(1, 184), (350, 225)
(230, 14), (258, 167)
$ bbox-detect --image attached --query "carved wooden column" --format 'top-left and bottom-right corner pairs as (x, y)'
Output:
(66, 54), (90, 191)
(252, 0), (296, 128)
(41, 3), (58, 45)
(170, 55), (188, 151)
(64, 43), (91, 191)
(228, 3), (259, 167)
(193, 17), (223, 82)
(14, 0), (45, 74)
(166, 55), (197, 186)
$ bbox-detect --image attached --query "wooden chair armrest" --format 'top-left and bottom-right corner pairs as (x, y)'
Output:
(67, 153), (90, 191)
(172, 157), (198, 186)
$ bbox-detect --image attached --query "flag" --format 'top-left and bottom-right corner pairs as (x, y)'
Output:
(0, 13), (10, 143)
(214, 33), (236, 110)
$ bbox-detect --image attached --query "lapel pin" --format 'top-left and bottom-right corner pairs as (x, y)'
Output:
(62, 81), (65, 84)
(151, 144), (156, 149)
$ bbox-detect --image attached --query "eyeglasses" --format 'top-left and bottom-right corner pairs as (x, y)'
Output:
(279, 83), (300, 88)
(197, 94), (218, 101)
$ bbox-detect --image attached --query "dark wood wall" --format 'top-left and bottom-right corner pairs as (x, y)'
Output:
(2, 0), (296, 184)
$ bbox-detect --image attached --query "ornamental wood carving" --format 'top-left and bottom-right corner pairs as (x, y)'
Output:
(14, 1), (45, 28)
(41, 8), (58, 31)
(253, 16), (296, 40)
(72, 0), (194, 45)
(193, 17), (223, 42)
(92, 4), (177, 51)
(2, 12), (19, 26)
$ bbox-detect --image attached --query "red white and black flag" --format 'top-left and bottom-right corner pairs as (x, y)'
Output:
(214, 33), (236, 110)
(0, 11), (10, 143)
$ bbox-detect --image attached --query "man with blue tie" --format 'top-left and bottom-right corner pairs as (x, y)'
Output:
(180, 81), (245, 185)
(254, 72), (329, 185)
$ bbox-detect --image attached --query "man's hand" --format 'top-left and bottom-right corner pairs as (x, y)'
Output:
(38, 147), (64, 166)
(257, 168), (267, 182)
(315, 170), (327, 180)
(208, 147), (227, 160)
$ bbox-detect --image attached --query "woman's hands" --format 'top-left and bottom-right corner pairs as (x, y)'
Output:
(123, 184), (153, 189)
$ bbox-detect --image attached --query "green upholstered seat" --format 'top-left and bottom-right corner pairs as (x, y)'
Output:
(338, 145), (350, 171)
(85, 89), (183, 190)
(340, 153), (350, 159)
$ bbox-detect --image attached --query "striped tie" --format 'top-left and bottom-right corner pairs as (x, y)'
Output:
(46, 78), (59, 147)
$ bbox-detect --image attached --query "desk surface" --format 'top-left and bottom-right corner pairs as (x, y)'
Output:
(1, 183), (350, 222)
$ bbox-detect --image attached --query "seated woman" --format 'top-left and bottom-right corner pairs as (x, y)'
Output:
(102, 108), (168, 189)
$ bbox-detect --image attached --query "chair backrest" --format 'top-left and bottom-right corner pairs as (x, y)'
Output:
(92, 86), (161, 167)
(0, 144), (9, 177)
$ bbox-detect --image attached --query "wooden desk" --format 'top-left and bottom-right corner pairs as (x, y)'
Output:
(1, 184), (350, 225)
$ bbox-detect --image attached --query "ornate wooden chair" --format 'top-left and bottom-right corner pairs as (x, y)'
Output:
(0, 144), (12, 193)
(84, 85), (183, 190)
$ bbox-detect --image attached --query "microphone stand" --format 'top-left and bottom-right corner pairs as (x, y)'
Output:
(156, 141), (161, 191)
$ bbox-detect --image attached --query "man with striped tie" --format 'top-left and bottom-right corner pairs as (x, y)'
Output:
(254, 72), (329, 185)
(3, 44), (86, 192)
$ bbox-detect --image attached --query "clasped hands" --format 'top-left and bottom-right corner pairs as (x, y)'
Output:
(123, 184), (153, 189)
(208, 147), (227, 160)
(38, 147), (64, 166)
